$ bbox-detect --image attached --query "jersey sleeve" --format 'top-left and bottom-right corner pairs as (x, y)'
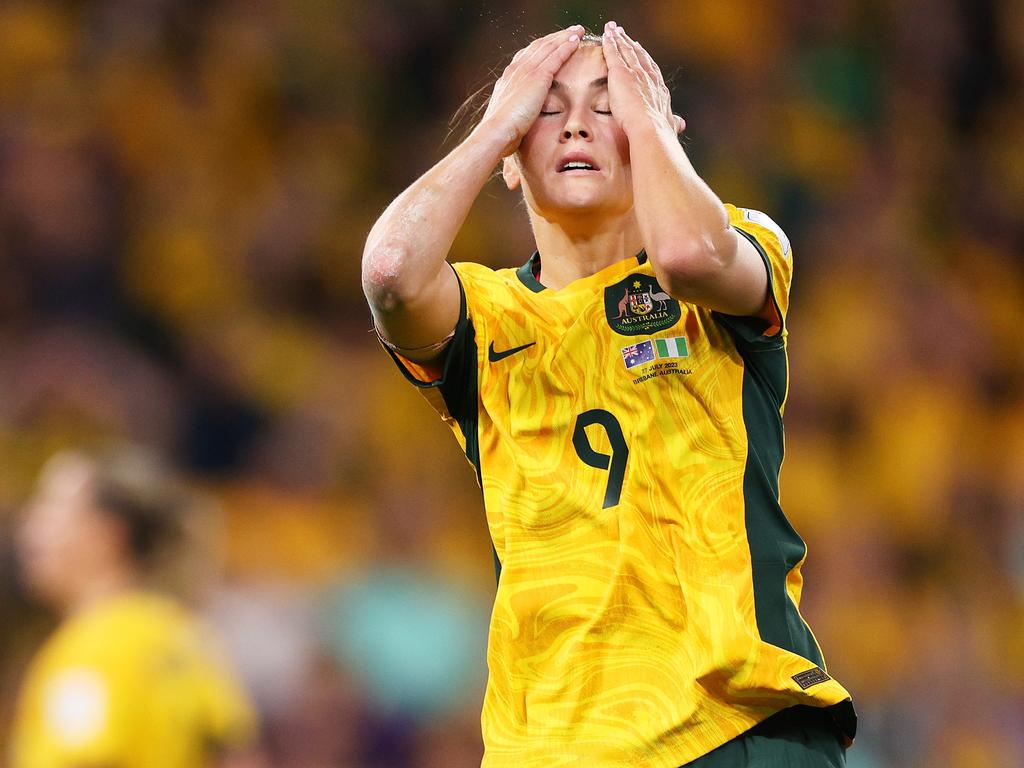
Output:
(192, 629), (259, 753)
(715, 204), (794, 348)
(379, 262), (485, 460)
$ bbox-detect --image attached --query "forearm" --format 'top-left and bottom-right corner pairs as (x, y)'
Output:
(362, 126), (507, 312)
(627, 123), (732, 279)
(626, 121), (764, 314)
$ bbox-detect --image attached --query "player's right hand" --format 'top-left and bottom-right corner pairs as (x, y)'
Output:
(477, 25), (584, 157)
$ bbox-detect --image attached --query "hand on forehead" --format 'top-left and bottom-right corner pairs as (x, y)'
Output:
(550, 44), (608, 93)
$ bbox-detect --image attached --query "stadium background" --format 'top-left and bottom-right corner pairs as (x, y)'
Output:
(0, 0), (1022, 765)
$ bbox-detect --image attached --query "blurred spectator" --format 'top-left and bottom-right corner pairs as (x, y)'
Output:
(322, 487), (489, 723)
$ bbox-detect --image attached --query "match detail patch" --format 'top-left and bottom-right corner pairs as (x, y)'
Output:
(792, 666), (831, 690)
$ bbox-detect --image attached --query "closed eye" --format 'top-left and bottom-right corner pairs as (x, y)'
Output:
(595, 110), (612, 115)
(539, 110), (562, 116)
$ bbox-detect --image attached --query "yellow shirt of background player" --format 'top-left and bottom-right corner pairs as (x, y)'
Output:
(10, 590), (256, 768)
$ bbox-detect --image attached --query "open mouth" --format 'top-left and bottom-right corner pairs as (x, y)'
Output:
(557, 155), (601, 173)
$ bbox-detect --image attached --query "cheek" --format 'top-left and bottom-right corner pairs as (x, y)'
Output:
(22, 506), (81, 564)
(613, 129), (631, 167)
(516, 133), (544, 180)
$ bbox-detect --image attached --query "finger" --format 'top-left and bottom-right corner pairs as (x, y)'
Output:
(622, 32), (676, 120)
(613, 26), (644, 72)
(674, 114), (686, 134)
(624, 32), (664, 84)
(602, 23), (627, 71)
(501, 28), (579, 92)
(519, 25), (583, 70)
(509, 37), (551, 71)
(538, 30), (585, 75)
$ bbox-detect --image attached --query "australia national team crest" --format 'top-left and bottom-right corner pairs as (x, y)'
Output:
(604, 274), (682, 336)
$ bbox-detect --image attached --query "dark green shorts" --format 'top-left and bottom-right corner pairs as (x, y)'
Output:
(682, 706), (847, 767)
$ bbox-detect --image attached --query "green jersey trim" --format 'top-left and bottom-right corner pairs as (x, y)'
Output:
(515, 250), (650, 293)
(378, 269), (495, 580)
(515, 253), (546, 293)
(737, 346), (823, 665)
(713, 239), (824, 665)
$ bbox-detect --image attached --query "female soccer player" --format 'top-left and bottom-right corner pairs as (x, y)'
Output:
(363, 21), (855, 767)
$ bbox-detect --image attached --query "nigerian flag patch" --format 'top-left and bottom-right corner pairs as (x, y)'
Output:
(655, 336), (689, 359)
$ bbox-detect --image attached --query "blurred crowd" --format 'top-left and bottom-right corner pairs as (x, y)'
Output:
(0, 0), (1022, 766)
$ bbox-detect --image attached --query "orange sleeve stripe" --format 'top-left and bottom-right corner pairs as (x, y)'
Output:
(757, 296), (783, 337)
(394, 353), (444, 383)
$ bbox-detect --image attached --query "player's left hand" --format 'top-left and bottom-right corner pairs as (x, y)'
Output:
(601, 21), (685, 138)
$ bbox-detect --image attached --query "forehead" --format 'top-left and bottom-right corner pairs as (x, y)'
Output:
(35, 455), (96, 505)
(551, 45), (608, 91)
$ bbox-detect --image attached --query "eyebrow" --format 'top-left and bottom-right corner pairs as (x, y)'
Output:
(549, 77), (609, 92)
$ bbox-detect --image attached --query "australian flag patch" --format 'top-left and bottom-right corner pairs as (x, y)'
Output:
(621, 340), (656, 369)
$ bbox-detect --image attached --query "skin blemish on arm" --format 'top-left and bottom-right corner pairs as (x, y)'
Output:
(362, 243), (404, 287)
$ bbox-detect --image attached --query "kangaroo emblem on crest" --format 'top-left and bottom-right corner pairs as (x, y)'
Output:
(614, 288), (631, 319)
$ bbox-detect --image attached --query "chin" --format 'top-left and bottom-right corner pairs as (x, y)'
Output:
(536, 191), (618, 214)
(18, 559), (59, 602)
(19, 573), (53, 604)
(552, 202), (628, 223)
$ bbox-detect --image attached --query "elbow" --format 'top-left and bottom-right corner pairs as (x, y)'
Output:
(650, 224), (738, 296)
(652, 241), (729, 297)
(361, 240), (414, 313)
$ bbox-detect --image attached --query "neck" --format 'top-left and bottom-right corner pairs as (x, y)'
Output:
(62, 567), (139, 617)
(529, 208), (644, 290)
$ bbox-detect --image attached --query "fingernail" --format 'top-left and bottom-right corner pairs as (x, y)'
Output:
(606, 20), (617, 29)
(569, 33), (579, 42)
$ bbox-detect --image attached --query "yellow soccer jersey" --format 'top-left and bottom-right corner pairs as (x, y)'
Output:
(10, 591), (256, 768)
(384, 204), (854, 767)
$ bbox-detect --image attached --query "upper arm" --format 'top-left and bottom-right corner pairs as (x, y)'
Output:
(362, 258), (462, 364)
(651, 225), (768, 318)
(654, 205), (792, 327)
(712, 227), (773, 317)
(714, 207), (794, 345)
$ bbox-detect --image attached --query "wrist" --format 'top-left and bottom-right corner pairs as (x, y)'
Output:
(468, 117), (521, 160)
(622, 110), (678, 143)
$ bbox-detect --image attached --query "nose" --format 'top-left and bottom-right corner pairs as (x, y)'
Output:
(561, 106), (592, 142)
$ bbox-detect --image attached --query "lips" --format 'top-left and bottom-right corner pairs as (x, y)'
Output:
(557, 152), (601, 173)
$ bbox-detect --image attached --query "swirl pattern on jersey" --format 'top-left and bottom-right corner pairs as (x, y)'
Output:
(387, 205), (852, 767)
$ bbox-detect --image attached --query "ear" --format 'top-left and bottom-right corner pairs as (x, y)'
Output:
(502, 155), (522, 191)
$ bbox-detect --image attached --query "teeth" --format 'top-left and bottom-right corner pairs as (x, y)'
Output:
(562, 161), (594, 171)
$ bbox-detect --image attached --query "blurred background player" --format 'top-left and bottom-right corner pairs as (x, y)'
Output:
(9, 446), (261, 768)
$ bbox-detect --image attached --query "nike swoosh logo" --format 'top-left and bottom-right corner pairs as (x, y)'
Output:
(488, 341), (536, 363)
